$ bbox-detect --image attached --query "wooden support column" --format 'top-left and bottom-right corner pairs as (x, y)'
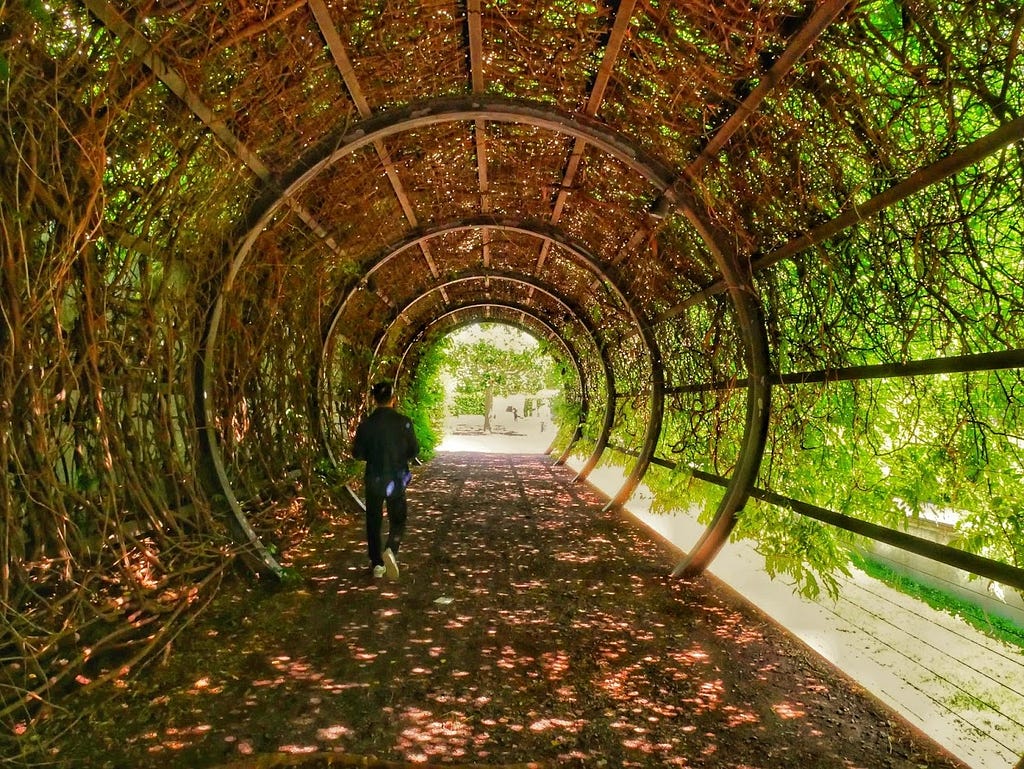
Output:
(671, 199), (772, 578)
(602, 319), (665, 511)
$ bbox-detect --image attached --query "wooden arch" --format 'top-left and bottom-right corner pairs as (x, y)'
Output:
(198, 98), (768, 577)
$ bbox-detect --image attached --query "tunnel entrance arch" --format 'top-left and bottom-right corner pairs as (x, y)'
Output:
(197, 98), (773, 578)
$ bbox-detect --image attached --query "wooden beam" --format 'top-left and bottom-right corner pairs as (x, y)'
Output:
(586, 0), (638, 117)
(311, 0), (446, 300)
(666, 348), (1024, 395)
(536, 0), (639, 274)
(534, 239), (552, 275)
(475, 119), (491, 213)
(86, 0), (341, 252)
(609, 438), (1024, 590)
(234, 96), (678, 301)
(82, 0), (270, 179)
(688, 0), (851, 176)
(482, 228), (491, 291)
(481, 227), (492, 269)
(309, 0), (372, 117)
(468, 1), (492, 218)
(626, 1), (850, 287)
(467, 0), (486, 94)
(311, 2), (418, 217)
(656, 113), (1024, 323)
(418, 240), (441, 279)
(752, 114), (1024, 272)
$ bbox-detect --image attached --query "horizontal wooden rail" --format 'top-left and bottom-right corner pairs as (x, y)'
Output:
(603, 443), (1024, 592)
(662, 347), (1024, 395)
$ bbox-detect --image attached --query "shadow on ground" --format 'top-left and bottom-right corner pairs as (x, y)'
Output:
(52, 453), (966, 769)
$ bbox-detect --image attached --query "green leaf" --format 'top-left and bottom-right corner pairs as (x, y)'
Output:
(26, 0), (52, 25)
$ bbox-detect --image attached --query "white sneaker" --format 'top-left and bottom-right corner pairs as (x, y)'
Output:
(382, 548), (399, 581)
(372, 564), (386, 578)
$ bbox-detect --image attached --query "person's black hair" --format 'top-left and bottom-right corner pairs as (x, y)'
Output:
(371, 381), (394, 405)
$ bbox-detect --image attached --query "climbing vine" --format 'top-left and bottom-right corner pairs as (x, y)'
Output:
(3, 0), (1024, 760)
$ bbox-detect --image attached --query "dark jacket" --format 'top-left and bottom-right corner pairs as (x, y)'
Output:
(352, 406), (419, 481)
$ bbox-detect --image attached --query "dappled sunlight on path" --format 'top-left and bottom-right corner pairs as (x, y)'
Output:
(55, 453), (967, 769)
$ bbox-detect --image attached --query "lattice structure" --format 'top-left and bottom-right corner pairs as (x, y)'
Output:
(2, 0), (1022, 745)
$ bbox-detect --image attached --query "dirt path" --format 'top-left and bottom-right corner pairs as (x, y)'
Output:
(53, 452), (967, 768)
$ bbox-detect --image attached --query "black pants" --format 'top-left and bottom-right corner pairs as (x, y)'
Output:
(364, 473), (408, 566)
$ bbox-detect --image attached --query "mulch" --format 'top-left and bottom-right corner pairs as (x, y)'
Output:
(52, 452), (967, 769)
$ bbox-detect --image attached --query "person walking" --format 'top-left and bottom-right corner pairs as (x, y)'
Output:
(352, 381), (419, 580)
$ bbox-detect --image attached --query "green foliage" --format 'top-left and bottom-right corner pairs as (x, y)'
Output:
(661, 390), (748, 475)
(741, 501), (855, 600)
(25, 0), (52, 25)
(640, 334), (1024, 604)
(733, 367), (1023, 599)
(546, 358), (581, 447)
(314, 455), (362, 489)
(442, 330), (551, 413)
(440, 324), (560, 438)
(643, 463), (722, 521)
(403, 337), (448, 461)
(451, 381), (486, 418)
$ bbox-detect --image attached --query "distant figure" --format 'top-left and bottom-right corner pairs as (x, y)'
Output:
(352, 381), (419, 581)
(512, 407), (519, 422)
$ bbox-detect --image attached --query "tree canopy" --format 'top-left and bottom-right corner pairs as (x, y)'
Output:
(442, 325), (558, 432)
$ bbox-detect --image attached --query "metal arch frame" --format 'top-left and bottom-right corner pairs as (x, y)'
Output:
(316, 215), (649, 408)
(200, 96), (765, 577)
(252, 97), (679, 243)
(669, 198), (773, 578)
(192, 331), (285, 577)
(312, 216), (634, 458)
(321, 219), (666, 509)
(340, 302), (592, 509)
(392, 303), (591, 458)
(371, 271), (650, 489)
(321, 215), (645, 339)
(395, 304), (587, 403)
(365, 272), (619, 474)
(367, 272), (611, 368)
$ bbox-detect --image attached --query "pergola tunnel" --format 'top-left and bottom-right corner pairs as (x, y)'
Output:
(3, 0), (1024, 765)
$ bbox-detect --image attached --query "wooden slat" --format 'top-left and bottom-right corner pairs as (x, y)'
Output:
(655, 113), (1024, 324)
(625, 1), (851, 283)
(687, 0), (852, 175)
(585, 0), (638, 117)
(309, 0), (372, 118)
(82, 0), (271, 180)
(537, 0), (639, 276)
(312, 0), (447, 302)
(467, 0), (486, 94)
(85, 0), (336, 248)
